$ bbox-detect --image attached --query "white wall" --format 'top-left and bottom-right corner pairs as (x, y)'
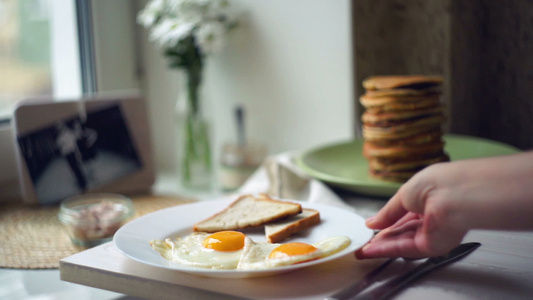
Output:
(0, 0), (355, 201)
(139, 0), (355, 172)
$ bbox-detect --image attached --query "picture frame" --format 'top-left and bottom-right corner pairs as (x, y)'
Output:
(12, 93), (155, 205)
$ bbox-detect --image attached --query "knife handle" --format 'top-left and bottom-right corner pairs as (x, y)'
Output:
(353, 242), (481, 300)
(355, 261), (433, 300)
(326, 258), (396, 300)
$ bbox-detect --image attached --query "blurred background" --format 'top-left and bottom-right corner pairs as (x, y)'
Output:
(1, 0), (531, 202)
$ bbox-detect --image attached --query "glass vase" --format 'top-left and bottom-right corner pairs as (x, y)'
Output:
(175, 69), (213, 190)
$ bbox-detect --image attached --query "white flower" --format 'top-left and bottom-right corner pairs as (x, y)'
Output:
(150, 18), (194, 47)
(137, 0), (166, 27)
(138, 0), (239, 60)
(169, 0), (209, 24)
(206, 0), (233, 22)
(194, 21), (226, 54)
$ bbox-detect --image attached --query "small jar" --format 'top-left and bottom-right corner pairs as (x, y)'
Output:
(219, 142), (267, 191)
(58, 193), (134, 247)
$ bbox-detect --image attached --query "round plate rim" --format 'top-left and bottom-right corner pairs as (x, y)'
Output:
(295, 134), (520, 197)
(113, 197), (373, 278)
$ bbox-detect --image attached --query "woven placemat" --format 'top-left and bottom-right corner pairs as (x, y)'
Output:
(0, 194), (196, 269)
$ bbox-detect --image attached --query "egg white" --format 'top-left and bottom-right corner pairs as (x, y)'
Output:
(237, 236), (351, 270)
(150, 233), (351, 271)
(150, 232), (250, 269)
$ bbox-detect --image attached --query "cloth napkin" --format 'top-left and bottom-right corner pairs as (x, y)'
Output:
(237, 152), (356, 212)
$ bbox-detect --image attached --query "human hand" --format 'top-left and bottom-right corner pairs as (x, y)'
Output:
(355, 163), (468, 259)
(355, 211), (467, 259)
(356, 151), (533, 260)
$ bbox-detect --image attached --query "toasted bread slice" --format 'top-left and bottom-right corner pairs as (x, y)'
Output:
(193, 194), (302, 233)
(265, 208), (320, 243)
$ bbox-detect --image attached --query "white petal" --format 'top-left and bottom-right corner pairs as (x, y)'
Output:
(194, 21), (226, 54)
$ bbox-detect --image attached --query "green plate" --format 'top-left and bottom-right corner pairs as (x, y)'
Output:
(295, 134), (520, 198)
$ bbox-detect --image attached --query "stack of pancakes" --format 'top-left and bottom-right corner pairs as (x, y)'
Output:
(360, 75), (449, 182)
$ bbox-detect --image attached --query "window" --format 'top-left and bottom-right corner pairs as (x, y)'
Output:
(0, 0), (138, 202)
(0, 0), (85, 121)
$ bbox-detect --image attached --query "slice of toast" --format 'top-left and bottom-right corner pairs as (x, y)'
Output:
(193, 194), (302, 232)
(265, 208), (320, 243)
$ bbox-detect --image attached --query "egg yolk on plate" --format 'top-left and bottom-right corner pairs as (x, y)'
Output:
(150, 231), (351, 270)
(202, 231), (246, 251)
(268, 242), (318, 259)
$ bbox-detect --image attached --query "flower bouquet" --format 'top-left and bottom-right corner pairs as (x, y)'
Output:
(138, 0), (238, 189)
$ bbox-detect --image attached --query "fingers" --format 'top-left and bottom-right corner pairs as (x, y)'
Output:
(355, 218), (426, 259)
(366, 189), (409, 230)
(355, 239), (419, 260)
(356, 213), (468, 260)
(357, 169), (444, 259)
(370, 213), (421, 243)
(365, 172), (430, 230)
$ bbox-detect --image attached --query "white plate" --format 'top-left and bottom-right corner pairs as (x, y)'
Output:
(114, 196), (373, 278)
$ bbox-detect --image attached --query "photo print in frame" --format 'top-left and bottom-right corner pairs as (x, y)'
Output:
(13, 95), (154, 205)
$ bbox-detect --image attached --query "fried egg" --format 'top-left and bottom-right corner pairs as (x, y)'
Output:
(237, 236), (350, 270)
(150, 231), (350, 270)
(150, 231), (249, 269)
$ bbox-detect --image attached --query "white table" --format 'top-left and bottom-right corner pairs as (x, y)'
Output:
(4, 182), (533, 299)
(57, 185), (533, 300)
(58, 228), (533, 300)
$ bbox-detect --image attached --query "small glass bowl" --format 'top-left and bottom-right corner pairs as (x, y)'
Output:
(58, 193), (134, 247)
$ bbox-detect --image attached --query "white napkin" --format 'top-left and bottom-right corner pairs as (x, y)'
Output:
(238, 152), (356, 212)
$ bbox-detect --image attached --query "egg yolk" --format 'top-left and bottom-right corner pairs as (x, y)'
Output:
(268, 242), (318, 259)
(202, 231), (246, 252)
